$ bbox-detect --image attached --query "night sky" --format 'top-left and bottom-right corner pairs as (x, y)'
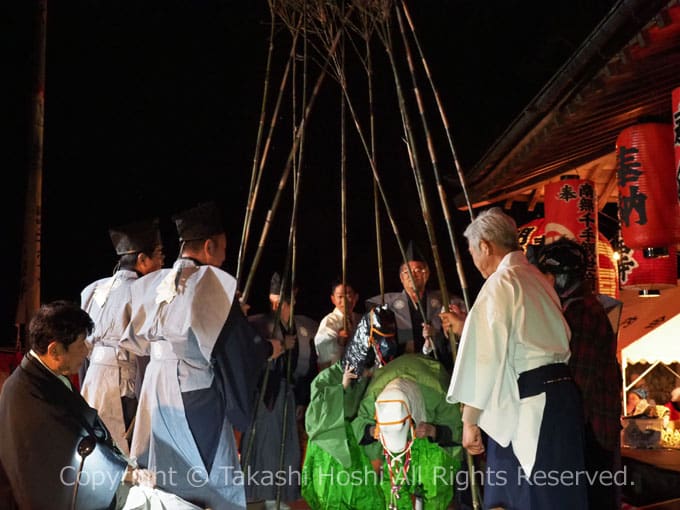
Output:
(4, 0), (619, 344)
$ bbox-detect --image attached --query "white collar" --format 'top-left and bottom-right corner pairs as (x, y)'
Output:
(29, 349), (73, 391)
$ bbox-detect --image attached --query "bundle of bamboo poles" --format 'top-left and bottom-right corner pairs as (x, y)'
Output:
(237, 2), (481, 507)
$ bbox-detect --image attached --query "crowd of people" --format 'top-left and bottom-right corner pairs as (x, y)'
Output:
(0, 203), (655, 510)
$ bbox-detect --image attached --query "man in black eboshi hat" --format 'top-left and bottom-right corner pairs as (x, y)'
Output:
(120, 201), (284, 509)
(80, 216), (165, 455)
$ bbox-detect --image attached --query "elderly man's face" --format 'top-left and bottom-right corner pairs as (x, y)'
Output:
(469, 241), (495, 279)
(399, 262), (429, 296)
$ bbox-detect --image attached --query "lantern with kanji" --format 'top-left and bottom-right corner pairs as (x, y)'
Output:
(544, 177), (599, 290)
(598, 235), (618, 299)
(517, 218), (546, 251)
(618, 242), (677, 291)
(672, 87), (680, 242)
(517, 217), (618, 299)
(616, 122), (680, 255)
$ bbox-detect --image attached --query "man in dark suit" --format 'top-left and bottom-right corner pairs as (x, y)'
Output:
(0, 301), (159, 509)
(366, 242), (463, 373)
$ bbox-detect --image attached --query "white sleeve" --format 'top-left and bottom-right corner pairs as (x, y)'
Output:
(314, 313), (341, 363)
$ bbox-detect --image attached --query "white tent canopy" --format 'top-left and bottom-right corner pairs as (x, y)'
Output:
(618, 281), (680, 367)
(621, 313), (680, 366)
(617, 281), (680, 412)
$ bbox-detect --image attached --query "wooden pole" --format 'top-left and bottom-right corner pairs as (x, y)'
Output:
(16, 0), (47, 349)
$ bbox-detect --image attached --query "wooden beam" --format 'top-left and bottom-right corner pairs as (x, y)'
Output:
(528, 188), (540, 212)
(598, 168), (619, 210)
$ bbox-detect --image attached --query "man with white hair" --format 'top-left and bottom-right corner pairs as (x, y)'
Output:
(445, 207), (587, 509)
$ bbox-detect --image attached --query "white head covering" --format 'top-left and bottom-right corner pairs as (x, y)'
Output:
(375, 378), (425, 453)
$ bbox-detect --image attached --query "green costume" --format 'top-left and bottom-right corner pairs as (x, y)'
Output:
(302, 361), (385, 509)
(352, 354), (463, 509)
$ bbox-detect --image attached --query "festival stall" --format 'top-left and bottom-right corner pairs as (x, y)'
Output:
(616, 282), (680, 507)
(619, 281), (680, 444)
(618, 282), (680, 365)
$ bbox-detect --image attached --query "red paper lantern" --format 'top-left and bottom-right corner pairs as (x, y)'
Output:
(544, 178), (599, 289)
(672, 87), (680, 246)
(517, 218), (546, 250)
(619, 244), (677, 290)
(597, 236), (619, 299)
(517, 217), (619, 299)
(616, 123), (679, 253)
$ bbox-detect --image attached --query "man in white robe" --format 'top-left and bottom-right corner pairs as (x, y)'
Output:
(444, 207), (587, 509)
(121, 202), (283, 510)
(314, 279), (361, 370)
(80, 217), (165, 455)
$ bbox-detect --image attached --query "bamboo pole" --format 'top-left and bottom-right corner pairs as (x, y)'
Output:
(299, 2), (388, 308)
(335, 72), (426, 328)
(362, 13), (385, 304)
(395, 4), (481, 507)
(377, 8), (482, 506)
(245, 0), (346, 492)
(372, 12), (446, 337)
(240, 8), (350, 304)
(393, 5), (472, 337)
(237, 16), (302, 291)
(236, 3), (276, 289)
(394, 15), (482, 510)
(373, 182), (385, 303)
(399, 0), (475, 222)
(275, 7), (310, 505)
(319, 5), (431, 328)
(340, 39), (350, 333)
(243, 4), (302, 475)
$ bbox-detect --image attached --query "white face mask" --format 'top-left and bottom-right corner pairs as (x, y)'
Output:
(375, 398), (412, 454)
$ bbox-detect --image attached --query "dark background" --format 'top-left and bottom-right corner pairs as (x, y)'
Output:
(3, 0), (620, 344)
